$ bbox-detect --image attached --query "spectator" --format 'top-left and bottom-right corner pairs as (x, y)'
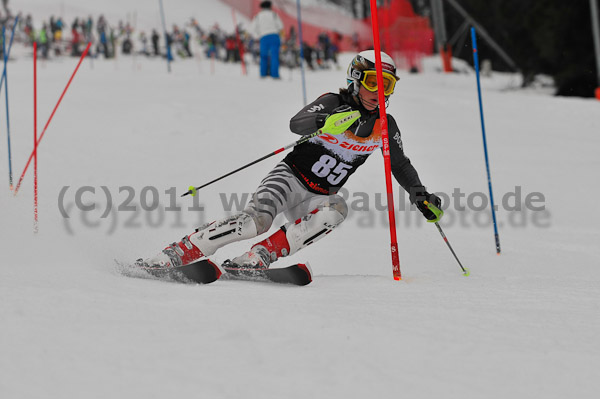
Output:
(97, 15), (109, 58)
(55, 17), (64, 41)
(205, 28), (219, 60)
(151, 29), (160, 56)
(225, 35), (237, 62)
(38, 23), (49, 58)
(182, 30), (192, 57)
(351, 32), (359, 51)
(303, 41), (315, 70)
(71, 17), (81, 56)
(285, 25), (299, 68)
(122, 33), (133, 54)
(139, 31), (149, 56)
(331, 31), (342, 68)
(49, 16), (57, 40)
(24, 14), (33, 44)
(250, 0), (283, 79)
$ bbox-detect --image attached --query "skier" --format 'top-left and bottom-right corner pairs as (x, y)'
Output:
(138, 50), (442, 272)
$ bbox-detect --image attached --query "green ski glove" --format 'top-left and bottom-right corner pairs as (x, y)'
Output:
(424, 200), (444, 223)
(319, 110), (361, 135)
(410, 187), (443, 223)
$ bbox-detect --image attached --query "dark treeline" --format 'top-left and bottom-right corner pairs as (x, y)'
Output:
(331, 0), (599, 98)
(441, 0), (598, 98)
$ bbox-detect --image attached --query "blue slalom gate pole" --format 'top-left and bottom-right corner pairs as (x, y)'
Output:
(0, 15), (18, 95)
(158, 0), (172, 73)
(296, 0), (307, 106)
(3, 27), (11, 189)
(471, 27), (501, 254)
(2, 16), (18, 190)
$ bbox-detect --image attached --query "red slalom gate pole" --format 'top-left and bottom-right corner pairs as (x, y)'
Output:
(33, 42), (38, 232)
(14, 42), (91, 196)
(369, 0), (402, 280)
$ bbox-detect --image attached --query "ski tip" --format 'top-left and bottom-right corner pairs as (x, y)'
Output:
(200, 258), (223, 281)
(175, 259), (222, 284)
(297, 262), (313, 284)
(211, 260), (224, 280)
(463, 268), (471, 277)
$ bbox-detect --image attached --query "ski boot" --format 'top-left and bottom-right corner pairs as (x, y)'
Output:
(138, 213), (258, 270)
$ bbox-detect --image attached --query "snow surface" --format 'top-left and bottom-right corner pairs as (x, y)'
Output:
(1, 1), (600, 398)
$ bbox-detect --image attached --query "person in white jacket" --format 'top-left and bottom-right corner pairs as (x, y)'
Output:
(250, 1), (283, 78)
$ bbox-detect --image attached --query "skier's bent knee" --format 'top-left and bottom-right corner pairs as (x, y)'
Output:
(326, 194), (348, 220)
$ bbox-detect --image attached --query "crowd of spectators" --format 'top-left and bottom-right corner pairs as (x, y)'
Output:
(0, 3), (342, 72)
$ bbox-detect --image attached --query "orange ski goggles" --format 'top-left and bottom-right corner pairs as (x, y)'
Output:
(359, 70), (397, 96)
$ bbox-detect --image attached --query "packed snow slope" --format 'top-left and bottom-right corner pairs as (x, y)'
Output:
(1, 2), (600, 399)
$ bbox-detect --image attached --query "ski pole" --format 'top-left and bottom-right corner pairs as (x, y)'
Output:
(434, 222), (469, 276)
(182, 130), (321, 197)
(182, 110), (360, 197)
(425, 201), (470, 276)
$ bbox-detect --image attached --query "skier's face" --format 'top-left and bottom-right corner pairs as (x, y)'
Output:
(358, 85), (379, 111)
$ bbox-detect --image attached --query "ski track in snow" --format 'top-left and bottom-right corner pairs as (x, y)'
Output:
(1, 1), (600, 398)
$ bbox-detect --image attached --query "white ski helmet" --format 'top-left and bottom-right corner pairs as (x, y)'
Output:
(346, 50), (399, 96)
